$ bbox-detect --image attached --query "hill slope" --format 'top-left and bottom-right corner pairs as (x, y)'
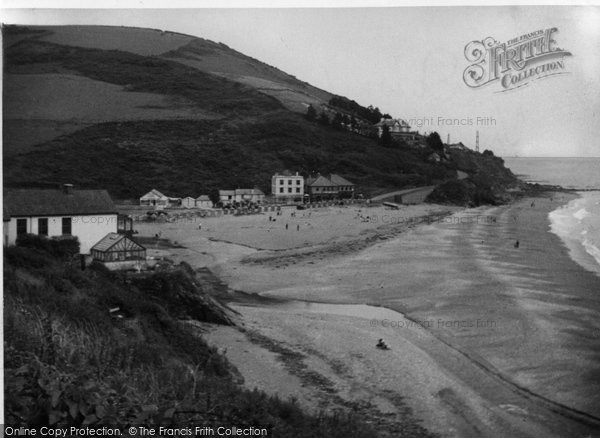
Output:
(3, 24), (517, 201)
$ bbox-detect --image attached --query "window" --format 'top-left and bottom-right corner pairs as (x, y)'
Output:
(288, 188), (292, 193)
(279, 179), (284, 185)
(279, 187), (284, 193)
(288, 180), (292, 185)
(17, 218), (27, 236)
(38, 218), (48, 236)
(62, 217), (72, 235)
(296, 188), (300, 193)
(296, 180), (301, 185)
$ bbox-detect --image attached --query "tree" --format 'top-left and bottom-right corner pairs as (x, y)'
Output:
(318, 112), (330, 126)
(482, 149), (495, 157)
(305, 104), (317, 122)
(350, 116), (358, 132)
(331, 112), (344, 130)
(426, 132), (444, 152)
(379, 125), (392, 148)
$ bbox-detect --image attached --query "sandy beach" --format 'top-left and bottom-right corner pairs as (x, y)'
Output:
(135, 196), (600, 437)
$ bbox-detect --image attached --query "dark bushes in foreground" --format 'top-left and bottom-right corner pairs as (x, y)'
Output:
(4, 245), (380, 437)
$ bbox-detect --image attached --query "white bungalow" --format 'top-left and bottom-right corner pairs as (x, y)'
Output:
(195, 195), (213, 209)
(139, 189), (169, 209)
(3, 184), (118, 254)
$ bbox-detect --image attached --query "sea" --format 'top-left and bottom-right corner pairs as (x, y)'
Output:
(504, 157), (600, 276)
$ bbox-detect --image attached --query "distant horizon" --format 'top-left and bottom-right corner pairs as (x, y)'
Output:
(502, 156), (600, 159)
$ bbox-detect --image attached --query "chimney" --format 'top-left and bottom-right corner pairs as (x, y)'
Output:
(63, 183), (74, 194)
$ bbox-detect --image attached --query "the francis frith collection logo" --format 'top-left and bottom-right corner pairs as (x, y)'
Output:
(463, 27), (571, 91)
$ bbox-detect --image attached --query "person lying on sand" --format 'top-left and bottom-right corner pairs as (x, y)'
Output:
(376, 339), (390, 350)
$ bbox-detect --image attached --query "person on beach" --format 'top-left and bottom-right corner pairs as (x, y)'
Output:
(285, 223), (288, 230)
(297, 224), (299, 231)
(514, 240), (520, 248)
(376, 339), (389, 350)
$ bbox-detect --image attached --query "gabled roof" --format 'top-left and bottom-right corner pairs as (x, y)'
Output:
(4, 188), (117, 217)
(374, 118), (411, 128)
(140, 189), (167, 200)
(195, 195), (211, 201)
(329, 174), (354, 186)
(91, 232), (145, 252)
(182, 196), (195, 201)
(306, 175), (333, 187)
(219, 190), (236, 196)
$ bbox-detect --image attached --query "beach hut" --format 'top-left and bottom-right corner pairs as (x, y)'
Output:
(181, 197), (196, 208)
(195, 195), (213, 208)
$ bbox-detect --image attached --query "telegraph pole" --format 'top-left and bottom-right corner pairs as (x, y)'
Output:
(475, 130), (480, 152)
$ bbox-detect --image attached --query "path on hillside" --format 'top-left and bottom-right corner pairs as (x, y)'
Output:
(370, 170), (469, 203)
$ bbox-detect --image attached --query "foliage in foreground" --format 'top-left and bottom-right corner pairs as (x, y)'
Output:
(4, 244), (378, 437)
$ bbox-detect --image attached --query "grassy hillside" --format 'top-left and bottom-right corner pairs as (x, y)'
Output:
(4, 38), (283, 116)
(3, 25), (518, 203)
(5, 113), (454, 199)
(4, 240), (381, 435)
(162, 38), (332, 113)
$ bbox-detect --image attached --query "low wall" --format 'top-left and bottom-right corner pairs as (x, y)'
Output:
(101, 260), (147, 271)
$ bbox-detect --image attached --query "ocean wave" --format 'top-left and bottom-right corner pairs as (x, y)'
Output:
(549, 191), (600, 277)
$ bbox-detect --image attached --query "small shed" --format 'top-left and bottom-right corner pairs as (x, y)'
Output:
(181, 197), (196, 208)
(195, 195), (213, 208)
(91, 233), (146, 262)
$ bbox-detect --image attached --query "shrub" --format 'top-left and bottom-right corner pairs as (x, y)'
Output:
(16, 233), (80, 259)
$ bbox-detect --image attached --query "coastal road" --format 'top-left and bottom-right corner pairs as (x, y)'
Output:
(370, 170), (469, 203)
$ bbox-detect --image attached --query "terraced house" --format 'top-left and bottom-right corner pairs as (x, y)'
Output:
(219, 189), (265, 206)
(3, 184), (118, 253)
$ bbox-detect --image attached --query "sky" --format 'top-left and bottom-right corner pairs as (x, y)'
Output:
(2, 4), (600, 157)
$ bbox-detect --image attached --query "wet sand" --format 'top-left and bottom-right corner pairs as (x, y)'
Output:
(135, 195), (600, 437)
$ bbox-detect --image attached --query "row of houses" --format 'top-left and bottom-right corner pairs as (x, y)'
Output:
(140, 189), (213, 210)
(140, 171), (355, 209)
(272, 170), (355, 202)
(218, 188), (265, 205)
(3, 171), (355, 261)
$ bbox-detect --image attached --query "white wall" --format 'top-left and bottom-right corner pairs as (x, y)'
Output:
(195, 200), (213, 208)
(5, 214), (118, 254)
(182, 198), (195, 208)
(272, 175), (304, 197)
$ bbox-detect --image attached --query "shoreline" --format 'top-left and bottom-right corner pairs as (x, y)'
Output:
(136, 192), (600, 437)
(548, 190), (600, 278)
